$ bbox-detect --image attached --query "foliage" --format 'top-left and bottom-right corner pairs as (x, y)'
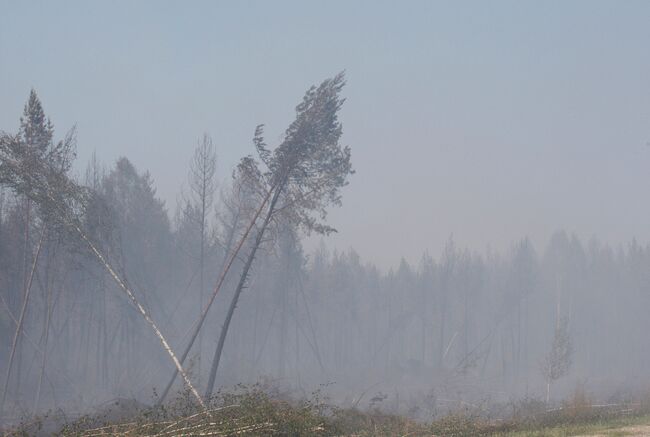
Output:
(239, 71), (353, 236)
(0, 125), (83, 235)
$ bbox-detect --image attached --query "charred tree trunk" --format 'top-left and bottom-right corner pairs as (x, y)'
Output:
(204, 189), (281, 398)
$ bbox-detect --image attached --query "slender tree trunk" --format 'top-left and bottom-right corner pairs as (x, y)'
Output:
(101, 276), (108, 388)
(438, 294), (447, 368)
(198, 191), (206, 382)
(0, 287), (76, 385)
(556, 275), (561, 330)
(204, 189), (281, 398)
(278, 242), (290, 379)
(524, 295), (529, 394)
(421, 291), (427, 364)
(73, 223), (206, 409)
(294, 278), (299, 386)
(34, 265), (54, 412)
(501, 334), (507, 384)
(253, 305), (277, 368)
(480, 334), (493, 377)
(251, 277), (261, 373)
(463, 286), (469, 367)
(15, 199), (31, 399)
(516, 300), (521, 387)
(204, 242), (260, 397)
(509, 321), (515, 387)
(1, 225), (45, 414)
(296, 275), (327, 375)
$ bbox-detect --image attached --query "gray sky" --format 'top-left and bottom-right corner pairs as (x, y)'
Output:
(1, 0), (649, 268)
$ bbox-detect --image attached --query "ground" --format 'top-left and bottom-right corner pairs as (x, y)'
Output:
(497, 417), (650, 437)
(579, 426), (650, 437)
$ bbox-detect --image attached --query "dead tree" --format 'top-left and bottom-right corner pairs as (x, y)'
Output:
(0, 131), (206, 409)
(187, 134), (217, 377)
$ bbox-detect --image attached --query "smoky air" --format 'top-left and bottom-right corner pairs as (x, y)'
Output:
(1, 2), (650, 436)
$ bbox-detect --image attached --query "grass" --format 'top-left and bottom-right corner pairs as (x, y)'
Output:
(5, 385), (650, 436)
(495, 414), (650, 436)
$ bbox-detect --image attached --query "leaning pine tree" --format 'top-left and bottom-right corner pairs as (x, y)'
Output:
(203, 72), (353, 397)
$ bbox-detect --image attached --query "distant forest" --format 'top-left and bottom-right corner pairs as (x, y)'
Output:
(1, 88), (650, 419)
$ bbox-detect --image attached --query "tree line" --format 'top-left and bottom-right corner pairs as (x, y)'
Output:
(1, 79), (650, 419)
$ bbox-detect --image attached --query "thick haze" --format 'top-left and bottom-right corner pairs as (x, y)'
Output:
(2, 0), (650, 269)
